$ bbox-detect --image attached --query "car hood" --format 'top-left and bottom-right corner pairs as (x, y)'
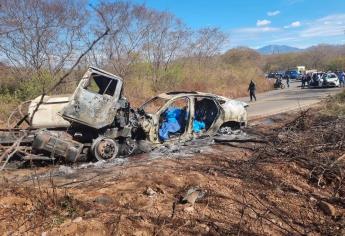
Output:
(325, 77), (338, 81)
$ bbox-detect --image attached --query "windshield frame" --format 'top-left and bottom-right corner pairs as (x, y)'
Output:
(139, 96), (169, 114)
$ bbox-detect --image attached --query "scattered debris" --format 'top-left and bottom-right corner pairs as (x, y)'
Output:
(181, 187), (206, 205)
(144, 187), (157, 197)
(318, 201), (337, 217)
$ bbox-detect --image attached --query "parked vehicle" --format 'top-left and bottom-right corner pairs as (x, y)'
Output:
(321, 73), (340, 87)
(267, 72), (277, 79)
(285, 70), (301, 80)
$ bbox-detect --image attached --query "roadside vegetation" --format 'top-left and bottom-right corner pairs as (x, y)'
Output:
(321, 90), (345, 117)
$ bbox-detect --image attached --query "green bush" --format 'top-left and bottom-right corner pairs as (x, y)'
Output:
(17, 73), (55, 101)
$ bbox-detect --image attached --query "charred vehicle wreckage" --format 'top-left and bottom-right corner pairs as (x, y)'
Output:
(0, 67), (248, 165)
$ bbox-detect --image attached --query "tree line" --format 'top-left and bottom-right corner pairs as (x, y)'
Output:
(0, 0), (228, 93)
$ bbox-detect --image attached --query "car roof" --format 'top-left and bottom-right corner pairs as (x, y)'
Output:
(156, 91), (226, 100)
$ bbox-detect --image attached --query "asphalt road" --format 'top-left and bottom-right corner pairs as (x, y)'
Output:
(239, 80), (343, 120)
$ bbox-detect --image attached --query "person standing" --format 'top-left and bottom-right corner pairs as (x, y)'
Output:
(301, 74), (306, 88)
(286, 75), (290, 88)
(248, 80), (256, 102)
(340, 71), (345, 88)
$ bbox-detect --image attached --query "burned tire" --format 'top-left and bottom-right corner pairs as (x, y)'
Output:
(91, 137), (119, 161)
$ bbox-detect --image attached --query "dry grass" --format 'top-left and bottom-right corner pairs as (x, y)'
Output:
(320, 89), (345, 117)
(124, 60), (272, 107)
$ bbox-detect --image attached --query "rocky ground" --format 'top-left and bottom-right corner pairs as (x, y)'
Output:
(0, 108), (344, 235)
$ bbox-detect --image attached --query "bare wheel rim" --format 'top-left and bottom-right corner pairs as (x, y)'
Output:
(92, 138), (119, 161)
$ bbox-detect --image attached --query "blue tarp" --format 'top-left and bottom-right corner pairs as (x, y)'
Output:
(193, 120), (205, 133)
(159, 107), (206, 141)
(159, 107), (183, 141)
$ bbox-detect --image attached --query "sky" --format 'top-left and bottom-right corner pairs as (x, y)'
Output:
(131, 0), (345, 49)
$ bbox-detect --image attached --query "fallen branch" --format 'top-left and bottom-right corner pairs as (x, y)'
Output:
(0, 135), (25, 170)
(330, 153), (345, 168)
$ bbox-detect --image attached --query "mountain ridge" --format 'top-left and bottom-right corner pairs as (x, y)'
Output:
(257, 45), (302, 54)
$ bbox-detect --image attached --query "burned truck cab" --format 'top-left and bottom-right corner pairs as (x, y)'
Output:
(62, 67), (126, 130)
(32, 67), (132, 162)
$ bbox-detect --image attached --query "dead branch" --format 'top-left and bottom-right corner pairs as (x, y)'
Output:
(28, 26), (110, 127)
(0, 135), (25, 170)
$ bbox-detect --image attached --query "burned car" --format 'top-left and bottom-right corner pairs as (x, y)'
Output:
(135, 92), (248, 144)
(1, 67), (248, 164)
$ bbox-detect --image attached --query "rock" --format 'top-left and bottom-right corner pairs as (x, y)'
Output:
(309, 196), (317, 202)
(181, 187), (205, 205)
(94, 195), (113, 205)
(41, 232), (47, 236)
(200, 224), (210, 232)
(183, 191), (199, 205)
(318, 201), (336, 216)
(72, 217), (83, 223)
(144, 187), (156, 196)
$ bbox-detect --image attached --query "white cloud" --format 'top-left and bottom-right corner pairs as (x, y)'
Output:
(236, 27), (280, 33)
(230, 14), (345, 49)
(300, 14), (345, 37)
(256, 19), (271, 27)
(284, 21), (301, 28)
(267, 10), (280, 17)
(291, 21), (301, 27)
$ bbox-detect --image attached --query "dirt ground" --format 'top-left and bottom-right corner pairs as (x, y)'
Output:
(0, 109), (344, 235)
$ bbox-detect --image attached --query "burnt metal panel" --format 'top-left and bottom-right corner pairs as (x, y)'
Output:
(61, 67), (123, 129)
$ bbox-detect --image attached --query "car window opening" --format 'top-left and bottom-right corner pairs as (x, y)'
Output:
(84, 73), (117, 96)
(194, 97), (219, 132)
(140, 97), (169, 114)
(158, 98), (189, 141)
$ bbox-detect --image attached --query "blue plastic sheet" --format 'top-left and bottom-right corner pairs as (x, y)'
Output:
(193, 120), (205, 133)
(159, 107), (206, 141)
(159, 107), (183, 141)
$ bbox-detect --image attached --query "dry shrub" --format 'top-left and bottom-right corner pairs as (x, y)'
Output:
(0, 178), (88, 233)
(123, 58), (272, 107)
(320, 89), (345, 117)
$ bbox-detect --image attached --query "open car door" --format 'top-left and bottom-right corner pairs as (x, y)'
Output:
(61, 67), (123, 129)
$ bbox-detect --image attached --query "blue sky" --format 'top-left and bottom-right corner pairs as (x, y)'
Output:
(131, 0), (345, 49)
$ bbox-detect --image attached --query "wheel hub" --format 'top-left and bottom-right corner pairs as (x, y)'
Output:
(92, 138), (118, 161)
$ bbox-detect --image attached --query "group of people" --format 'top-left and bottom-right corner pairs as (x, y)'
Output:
(248, 69), (345, 102)
(301, 71), (345, 88)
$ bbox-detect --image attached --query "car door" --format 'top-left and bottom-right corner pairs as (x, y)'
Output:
(155, 96), (192, 143)
(61, 67), (123, 129)
(192, 96), (223, 135)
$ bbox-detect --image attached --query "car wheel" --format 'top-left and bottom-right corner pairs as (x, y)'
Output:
(91, 137), (119, 161)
